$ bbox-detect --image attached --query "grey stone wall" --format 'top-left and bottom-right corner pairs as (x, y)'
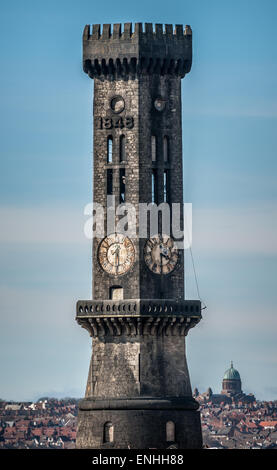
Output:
(138, 74), (184, 300)
(92, 77), (140, 300)
(85, 335), (191, 398)
(92, 73), (184, 301)
(76, 409), (202, 449)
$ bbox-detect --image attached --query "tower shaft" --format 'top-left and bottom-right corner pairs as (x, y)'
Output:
(76, 22), (202, 449)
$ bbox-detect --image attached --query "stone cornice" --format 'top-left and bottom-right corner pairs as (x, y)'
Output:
(76, 299), (201, 337)
(79, 396), (199, 411)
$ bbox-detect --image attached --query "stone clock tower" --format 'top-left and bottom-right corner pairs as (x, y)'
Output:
(76, 22), (202, 449)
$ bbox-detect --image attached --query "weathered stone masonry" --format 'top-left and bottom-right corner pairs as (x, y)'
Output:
(76, 22), (203, 449)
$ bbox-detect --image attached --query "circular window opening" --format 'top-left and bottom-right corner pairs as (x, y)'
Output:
(110, 95), (125, 114)
(154, 97), (166, 112)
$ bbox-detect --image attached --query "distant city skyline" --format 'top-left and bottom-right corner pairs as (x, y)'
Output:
(0, 397), (275, 449)
(0, 0), (276, 402)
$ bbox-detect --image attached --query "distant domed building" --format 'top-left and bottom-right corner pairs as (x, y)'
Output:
(194, 361), (255, 405)
(221, 361), (242, 395)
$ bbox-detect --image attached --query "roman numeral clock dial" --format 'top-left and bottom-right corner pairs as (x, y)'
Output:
(98, 233), (135, 276)
(144, 234), (179, 275)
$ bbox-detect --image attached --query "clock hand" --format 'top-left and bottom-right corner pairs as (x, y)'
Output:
(112, 244), (120, 256)
(159, 252), (162, 274)
(116, 246), (121, 272)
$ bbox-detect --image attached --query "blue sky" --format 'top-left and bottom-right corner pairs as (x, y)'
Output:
(0, 0), (276, 401)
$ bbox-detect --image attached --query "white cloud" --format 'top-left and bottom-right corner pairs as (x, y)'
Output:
(183, 105), (277, 119)
(0, 285), (76, 329)
(0, 206), (89, 245)
(0, 204), (276, 256)
(198, 302), (277, 337)
(192, 204), (277, 255)
(0, 285), (90, 401)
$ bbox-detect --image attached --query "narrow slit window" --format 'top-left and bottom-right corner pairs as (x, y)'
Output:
(164, 170), (169, 202)
(107, 136), (113, 163)
(107, 169), (113, 195)
(166, 421), (175, 442)
(103, 422), (114, 443)
(163, 136), (169, 162)
(151, 136), (156, 162)
(152, 169), (157, 204)
(120, 135), (126, 162)
(120, 168), (125, 203)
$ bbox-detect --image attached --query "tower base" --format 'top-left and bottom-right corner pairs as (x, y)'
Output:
(76, 397), (202, 449)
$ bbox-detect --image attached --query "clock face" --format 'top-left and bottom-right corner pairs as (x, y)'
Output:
(98, 233), (135, 276)
(144, 234), (178, 275)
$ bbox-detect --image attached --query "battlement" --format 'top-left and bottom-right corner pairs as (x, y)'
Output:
(83, 23), (192, 78)
(83, 23), (192, 40)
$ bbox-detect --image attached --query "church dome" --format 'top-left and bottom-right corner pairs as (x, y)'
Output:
(223, 361), (241, 381)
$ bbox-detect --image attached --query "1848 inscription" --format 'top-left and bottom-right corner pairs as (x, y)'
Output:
(96, 116), (134, 130)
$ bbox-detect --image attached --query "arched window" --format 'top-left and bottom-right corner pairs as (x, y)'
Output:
(103, 422), (114, 443)
(163, 170), (169, 202)
(120, 168), (125, 203)
(152, 169), (157, 203)
(163, 136), (169, 162)
(107, 136), (113, 163)
(120, 135), (126, 162)
(151, 136), (156, 162)
(107, 169), (113, 195)
(166, 421), (175, 442)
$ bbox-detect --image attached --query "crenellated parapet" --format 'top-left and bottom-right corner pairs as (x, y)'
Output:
(83, 23), (192, 79)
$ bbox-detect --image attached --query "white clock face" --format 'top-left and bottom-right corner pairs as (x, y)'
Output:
(98, 233), (135, 276)
(144, 234), (178, 275)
